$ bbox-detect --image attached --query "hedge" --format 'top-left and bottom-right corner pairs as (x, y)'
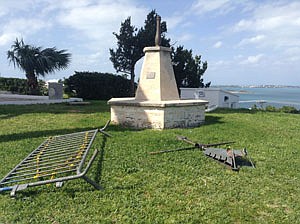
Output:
(0, 77), (47, 95)
(0, 77), (29, 94)
(64, 72), (132, 100)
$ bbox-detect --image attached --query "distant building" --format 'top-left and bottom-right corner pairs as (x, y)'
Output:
(180, 88), (239, 110)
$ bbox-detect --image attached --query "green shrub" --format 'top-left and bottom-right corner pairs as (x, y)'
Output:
(0, 77), (28, 94)
(279, 106), (298, 114)
(265, 105), (277, 112)
(0, 77), (47, 95)
(251, 104), (258, 110)
(64, 71), (132, 100)
(251, 104), (299, 114)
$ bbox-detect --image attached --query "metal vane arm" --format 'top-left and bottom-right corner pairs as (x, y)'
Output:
(176, 136), (235, 148)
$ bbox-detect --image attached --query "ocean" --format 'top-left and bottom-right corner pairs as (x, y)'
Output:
(222, 87), (300, 110)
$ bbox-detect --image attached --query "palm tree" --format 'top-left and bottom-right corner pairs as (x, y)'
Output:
(7, 38), (71, 94)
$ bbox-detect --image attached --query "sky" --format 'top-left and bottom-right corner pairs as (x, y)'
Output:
(0, 0), (300, 86)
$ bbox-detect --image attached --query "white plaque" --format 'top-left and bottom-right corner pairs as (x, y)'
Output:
(146, 72), (156, 79)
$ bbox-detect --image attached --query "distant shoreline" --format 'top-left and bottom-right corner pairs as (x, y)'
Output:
(212, 85), (300, 88)
(228, 90), (249, 94)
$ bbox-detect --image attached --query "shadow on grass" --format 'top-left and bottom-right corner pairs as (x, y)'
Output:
(207, 108), (257, 114)
(94, 135), (107, 185)
(0, 127), (98, 143)
(0, 101), (110, 120)
(203, 114), (224, 126)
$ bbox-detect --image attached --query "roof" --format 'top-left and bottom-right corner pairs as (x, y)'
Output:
(180, 88), (239, 97)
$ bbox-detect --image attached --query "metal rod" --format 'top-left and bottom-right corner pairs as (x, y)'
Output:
(1, 168), (77, 185)
(8, 157), (83, 175)
(5, 164), (80, 180)
(99, 120), (112, 137)
(47, 130), (97, 139)
(9, 159), (82, 176)
(77, 129), (98, 171)
(176, 136), (198, 146)
(0, 186), (13, 192)
(28, 149), (99, 188)
(149, 146), (197, 155)
(7, 160), (81, 179)
(177, 136), (235, 148)
(26, 147), (84, 159)
(36, 134), (93, 145)
(0, 137), (52, 185)
(29, 141), (87, 154)
(12, 155), (85, 171)
(29, 135), (94, 153)
(22, 148), (87, 163)
(30, 143), (87, 154)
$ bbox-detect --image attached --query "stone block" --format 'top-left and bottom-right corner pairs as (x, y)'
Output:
(108, 98), (207, 129)
(48, 83), (63, 100)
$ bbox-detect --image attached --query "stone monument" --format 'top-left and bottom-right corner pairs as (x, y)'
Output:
(108, 16), (208, 129)
(48, 82), (63, 100)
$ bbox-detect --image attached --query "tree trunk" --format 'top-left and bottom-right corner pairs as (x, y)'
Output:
(26, 73), (39, 95)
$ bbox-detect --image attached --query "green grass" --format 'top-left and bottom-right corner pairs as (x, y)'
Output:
(0, 102), (299, 223)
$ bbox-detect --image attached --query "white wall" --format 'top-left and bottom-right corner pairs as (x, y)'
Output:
(180, 88), (239, 108)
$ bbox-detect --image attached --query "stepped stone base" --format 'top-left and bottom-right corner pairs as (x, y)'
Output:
(108, 98), (207, 129)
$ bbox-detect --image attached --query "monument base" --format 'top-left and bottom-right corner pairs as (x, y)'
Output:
(108, 98), (208, 129)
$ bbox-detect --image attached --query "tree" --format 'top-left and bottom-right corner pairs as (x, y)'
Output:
(7, 38), (71, 94)
(109, 17), (142, 96)
(110, 10), (170, 96)
(172, 46), (209, 93)
(138, 10), (170, 48)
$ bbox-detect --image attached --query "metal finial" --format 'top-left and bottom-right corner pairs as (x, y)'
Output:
(155, 15), (161, 46)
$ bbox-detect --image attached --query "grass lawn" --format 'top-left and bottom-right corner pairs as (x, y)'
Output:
(0, 101), (299, 223)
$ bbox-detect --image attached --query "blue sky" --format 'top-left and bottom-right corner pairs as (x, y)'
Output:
(0, 0), (300, 85)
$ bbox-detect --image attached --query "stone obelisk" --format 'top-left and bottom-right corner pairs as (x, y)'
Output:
(135, 16), (179, 101)
(108, 15), (208, 129)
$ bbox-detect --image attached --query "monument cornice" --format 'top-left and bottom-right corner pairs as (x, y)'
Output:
(143, 46), (172, 53)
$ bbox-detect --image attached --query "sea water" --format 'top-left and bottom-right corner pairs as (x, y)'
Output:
(222, 87), (300, 110)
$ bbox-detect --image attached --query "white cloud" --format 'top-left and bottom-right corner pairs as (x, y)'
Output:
(0, 18), (51, 46)
(192, 0), (231, 15)
(177, 33), (194, 42)
(208, 59), (232, 71)
(237, 34), (265, 47)
(6, 19), (50, 33)
(233, 2), (300, 45)
(0, 0), (34, 17)
(56, 1), (148, 46)
(213, 41), (222, 48)
(240, 54), (264, 65)
(229, 1), (300, 58)
(0, 33), (19, 46)
(0, 1), (51, 46)
(165, 14), (185, 30)
(282, 47), (300, 63)
(233, 2), (300, 32)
